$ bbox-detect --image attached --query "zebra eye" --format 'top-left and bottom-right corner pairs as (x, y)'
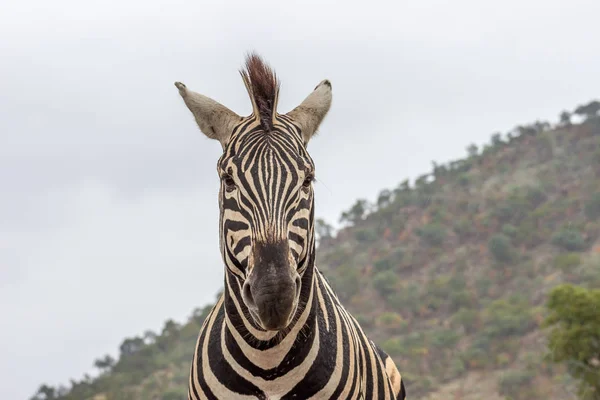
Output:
(302, 175), (314, 189)
(223, 174), (236, 191)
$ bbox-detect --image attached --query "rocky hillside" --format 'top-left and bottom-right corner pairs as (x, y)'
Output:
(30, 101), (600, 400)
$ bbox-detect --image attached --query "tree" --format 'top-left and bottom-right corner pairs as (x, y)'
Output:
(373, 270), (398, 298)
(584, 191), (600, 220)
(491, 132), (503, 147)
(533, 120), (551, 133)
(315, 218), (334, 242)
(398, 179), (411, 192)
(119, 336), (145, 357)
(560, 110), (572, 127)
(143, 329), (158, 344)
(431, 161), (448, 179)
(466, 143), (478, 158)
(551, 228), (586, 252)
(574, 100), (600, 120)
(516, 124), (538, 137)
(544, 284), (600, 399)
(488, 233), (514, 263)
(376, 189), (392, 209)
(339, 199), (370, 226)
(189, 305), (213, 325)
(162, 319), (181, 337)
(30, 384), (57, 400)
(93, 354), (115, 373)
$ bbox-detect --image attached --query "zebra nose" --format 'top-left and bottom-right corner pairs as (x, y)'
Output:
(241, 273), (300, 331)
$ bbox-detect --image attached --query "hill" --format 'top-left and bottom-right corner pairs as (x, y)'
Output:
(30, 101), (600, 400)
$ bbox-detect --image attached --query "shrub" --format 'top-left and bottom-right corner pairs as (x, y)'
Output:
(374, 248), (404, 273)
(553, 252), (582, 271)
(493, 190), (530, 223)
(162, 389), (188, 400)
(449, 358), (466, 379)
(488, 233), (514, 263)
(381, 337), (404, 357)
(457, 173), (470, 187)
(449, 290), (472, 311)
(452, 308), (479, 333)
(453, 218), (474, 240)
(462, 347), (488, 369)
(416, 223), (446, 247)
(525, 186), (547, 208)
(387, 283), (421, 314)
(373, 270), (398, 297)
(498, 370), (536, 400)
(354, 227), (378, 243)
(328, 264), (360, 301)
(551, 228), (586, 251)
(376, 312), (407, 332)
(354, 313), (374, 329)
(585, 191), (600, 220)
(429, 328), (460, 349)
(475, 277), (493, 297)
(483, 296), (535, 338)
(501, 223), (518, 238)
(373, 258), (393, 273)
(423, 276), (453, 312)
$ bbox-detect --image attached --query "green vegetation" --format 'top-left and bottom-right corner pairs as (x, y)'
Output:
(488, 233), (515, 263)
(544, 284), (600, 399)
(31, 100), (600, 399)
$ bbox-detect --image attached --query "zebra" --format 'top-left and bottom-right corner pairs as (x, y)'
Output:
(174, 53), (407, 400)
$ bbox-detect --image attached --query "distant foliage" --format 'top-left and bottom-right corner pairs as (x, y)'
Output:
(498, 370), (536, 400)
(574, 100), (600, 120)
(416, 223), (446, 247)
(553, 252), (582, 271)
(585, 191), (600, 220)
(560, 110), (572, 126)
(488, 233), (515, 263)
(315, 218), (334, 242)
(373, 270), (398, 298)
(483, 296), (535, 338)
(374, 248), (404, 273)
(452, 308), (479, 334)
(354, 227), (378, 243)
(340, 199), (370, 225)
(328, 264), (360, 301)
(551, 228), (586, 251)
(501, 223), (518, 238)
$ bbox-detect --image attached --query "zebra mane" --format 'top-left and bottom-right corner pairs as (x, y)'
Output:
(240, 53), (280, 131)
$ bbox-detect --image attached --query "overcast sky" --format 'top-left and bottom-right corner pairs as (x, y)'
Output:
(1, 0), (599, 398)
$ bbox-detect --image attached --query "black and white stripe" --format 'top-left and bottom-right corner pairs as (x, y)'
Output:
(176, 54), (406, 400)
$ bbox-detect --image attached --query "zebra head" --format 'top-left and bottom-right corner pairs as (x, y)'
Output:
(175, 54), (332, 331)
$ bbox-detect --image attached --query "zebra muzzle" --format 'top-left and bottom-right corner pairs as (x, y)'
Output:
(242, 272), (301, 331)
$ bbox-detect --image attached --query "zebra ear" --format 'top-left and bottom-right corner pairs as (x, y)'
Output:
(174, 82), (242, 148)
(285, 80), (332, 145)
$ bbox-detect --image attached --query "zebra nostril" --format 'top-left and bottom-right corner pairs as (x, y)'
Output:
(242, 282), (256, 310)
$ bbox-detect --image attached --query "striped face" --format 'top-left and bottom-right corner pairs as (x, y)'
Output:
(174, 53), (332, 331)
(218, 116), (316, 330)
